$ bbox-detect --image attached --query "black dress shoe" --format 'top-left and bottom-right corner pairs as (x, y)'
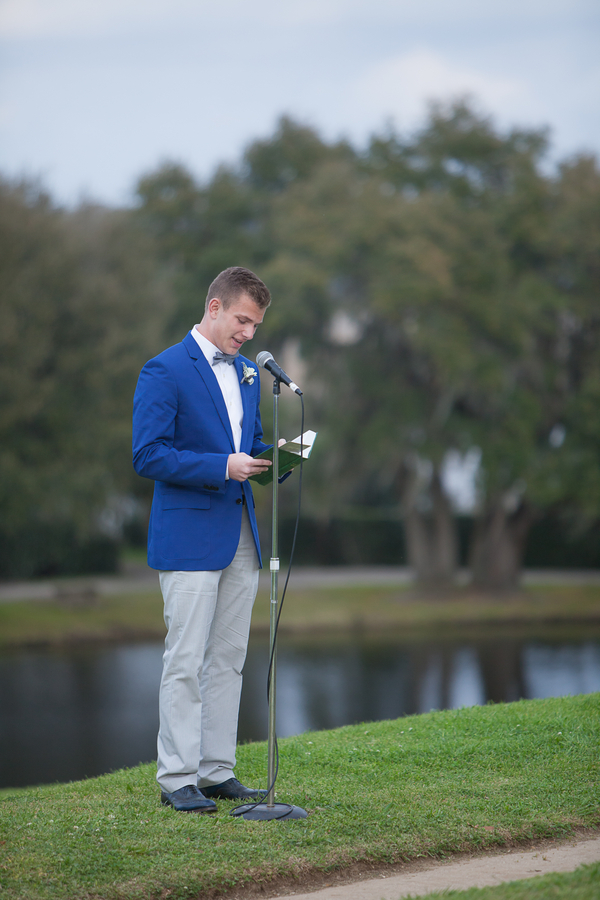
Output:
(161, 784), (217, 813)
(201, 777), (267, 801)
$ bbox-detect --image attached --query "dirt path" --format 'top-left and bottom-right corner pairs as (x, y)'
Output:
(2, 565), (600, 603)
(268, 834), (600, 900)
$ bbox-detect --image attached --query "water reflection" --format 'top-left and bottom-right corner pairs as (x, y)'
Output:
(1, 633), (599, 788)
(0, 645), (161, 788)
(523, 643), (600, 698)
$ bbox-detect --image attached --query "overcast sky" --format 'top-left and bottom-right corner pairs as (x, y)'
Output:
(0, 0), (598, 206)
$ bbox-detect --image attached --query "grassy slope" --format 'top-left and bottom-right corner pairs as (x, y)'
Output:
(2, 583), (600, 648)
(0, 695), (598, 900)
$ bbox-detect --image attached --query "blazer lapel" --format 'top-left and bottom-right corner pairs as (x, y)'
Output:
(235, 357), (252, 453)
(183, 332), (236, 451)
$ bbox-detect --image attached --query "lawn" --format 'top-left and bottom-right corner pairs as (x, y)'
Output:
(0, 694), (598, 900)
(1, 582), (600, 648)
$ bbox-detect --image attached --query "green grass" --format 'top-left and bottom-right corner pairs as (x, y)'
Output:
(0, 590), (164, 648)
(0, 695), (598, 900)
(2, 583), (600, 648)
(419, 862), (600, 899)
(256, 582), (600, 634)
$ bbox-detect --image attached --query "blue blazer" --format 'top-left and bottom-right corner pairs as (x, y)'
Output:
(132, 332), (269, 571)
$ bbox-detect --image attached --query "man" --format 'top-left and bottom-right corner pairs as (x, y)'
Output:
(133, 267), (273, 813)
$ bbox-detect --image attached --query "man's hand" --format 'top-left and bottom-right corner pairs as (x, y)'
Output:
(228, 453), (272, 482)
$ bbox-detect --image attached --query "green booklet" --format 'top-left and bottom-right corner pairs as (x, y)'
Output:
(249, 430), (318, 486)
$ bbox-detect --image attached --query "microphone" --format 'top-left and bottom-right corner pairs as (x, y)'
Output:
(256, 351), (303, 395)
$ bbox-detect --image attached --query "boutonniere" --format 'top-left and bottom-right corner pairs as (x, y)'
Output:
(241, 363), (257, 385)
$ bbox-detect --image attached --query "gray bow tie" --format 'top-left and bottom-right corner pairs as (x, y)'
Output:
(212, 350), (238, 366)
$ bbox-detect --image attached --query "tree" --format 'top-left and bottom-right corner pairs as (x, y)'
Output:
(0, 178), (172, 576)
(131, 106), (600, 588)
(251, 114), (526, 583)
(257, 103), (600, 587)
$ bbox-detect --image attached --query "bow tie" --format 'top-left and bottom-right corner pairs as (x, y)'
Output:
(212, 350), (239, 366)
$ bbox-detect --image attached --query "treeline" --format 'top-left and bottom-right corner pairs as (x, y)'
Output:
(0, 184), (172, 576)
(1, 101), (599, 586)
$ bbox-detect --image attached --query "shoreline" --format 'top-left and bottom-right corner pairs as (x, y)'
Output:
(1, 582), (600, 650)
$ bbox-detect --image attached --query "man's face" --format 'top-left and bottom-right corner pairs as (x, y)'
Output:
(205, 292), (266, 355)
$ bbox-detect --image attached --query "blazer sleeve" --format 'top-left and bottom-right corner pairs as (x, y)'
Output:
(132, 357), (228, 490)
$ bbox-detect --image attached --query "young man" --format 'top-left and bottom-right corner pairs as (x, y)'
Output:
(133, 267), (273, 812)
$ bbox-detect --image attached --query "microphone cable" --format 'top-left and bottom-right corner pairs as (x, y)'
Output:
(230, 395), (305, 819)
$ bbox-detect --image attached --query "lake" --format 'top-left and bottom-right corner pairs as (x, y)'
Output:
(1, 630), (599, 788)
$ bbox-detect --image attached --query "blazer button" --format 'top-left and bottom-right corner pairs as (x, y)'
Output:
(236, 498), (242, 505)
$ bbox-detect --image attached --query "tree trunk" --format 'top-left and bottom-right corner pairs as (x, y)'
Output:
(398, 461), (458, 587)
(469, 497), (535, 590)
(477, 642), (525, 703)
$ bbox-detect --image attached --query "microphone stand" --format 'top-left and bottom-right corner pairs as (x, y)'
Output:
(234, 374), (307, 821)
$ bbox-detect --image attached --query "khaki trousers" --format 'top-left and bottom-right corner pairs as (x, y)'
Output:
(157, 510), (259, 793)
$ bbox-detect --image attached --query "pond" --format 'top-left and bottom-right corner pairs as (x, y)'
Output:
(1, 630), (599, 788)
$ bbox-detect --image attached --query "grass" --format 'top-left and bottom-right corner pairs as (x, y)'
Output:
(418, 862), (600, 899)
(1, 582), (600, 648)
(0, 695), (598, 900)
(0, 590), (164, 648)
(255, 582), (600, 634)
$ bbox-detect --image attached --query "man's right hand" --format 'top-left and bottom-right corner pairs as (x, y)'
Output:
(228, 453), (272, 482)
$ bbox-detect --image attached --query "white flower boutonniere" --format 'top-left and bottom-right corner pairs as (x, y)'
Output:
(241, 363), (257, 385)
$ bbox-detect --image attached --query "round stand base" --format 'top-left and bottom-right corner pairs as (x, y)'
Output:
(231, 803), (308, 821)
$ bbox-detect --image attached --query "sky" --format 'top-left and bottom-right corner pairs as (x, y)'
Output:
(0, 0), (598, 207)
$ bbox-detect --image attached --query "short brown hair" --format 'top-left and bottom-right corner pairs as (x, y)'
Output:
(205, 267), (271, 312)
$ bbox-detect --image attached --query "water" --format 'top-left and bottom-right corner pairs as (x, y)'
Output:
(1, 632), (599, 789)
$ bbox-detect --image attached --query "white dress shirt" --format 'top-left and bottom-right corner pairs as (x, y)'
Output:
(191, 326), (243, 459)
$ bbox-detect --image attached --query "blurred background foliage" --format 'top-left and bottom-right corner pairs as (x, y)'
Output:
(0, 180), (173, 577)
(1, 101), (599, 587)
